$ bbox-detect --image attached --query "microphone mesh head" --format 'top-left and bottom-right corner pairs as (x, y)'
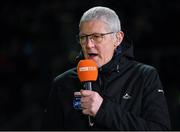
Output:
(77, 59), (98, 82)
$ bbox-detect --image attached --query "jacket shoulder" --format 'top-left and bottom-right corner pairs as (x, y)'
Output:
(53, 67), (77, 84)
(133, 61), (163, 89)
(132, 61), (161, 84)
(133, 61), (157, 74)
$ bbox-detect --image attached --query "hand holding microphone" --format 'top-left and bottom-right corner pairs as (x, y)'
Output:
(80, 89), (103, 117)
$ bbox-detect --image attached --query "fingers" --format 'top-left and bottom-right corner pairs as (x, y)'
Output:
(80, 89), (92, 97)
(80, 92), (91, 110)
(79, 90), (103, 117)
(82, 108), (90, 115)
(80, 90), (94, 116)
(81, 102), (94, 116)
(81, 98), (90, 108)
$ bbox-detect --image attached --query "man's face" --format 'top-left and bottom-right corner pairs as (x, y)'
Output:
(79, 20), (123, 67)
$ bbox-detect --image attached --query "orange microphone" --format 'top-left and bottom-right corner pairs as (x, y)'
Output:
(77, 59), (98, 84)
(77, 59), (98, 126)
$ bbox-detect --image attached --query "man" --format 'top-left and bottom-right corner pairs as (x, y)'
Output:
(42, 6), (171, 130)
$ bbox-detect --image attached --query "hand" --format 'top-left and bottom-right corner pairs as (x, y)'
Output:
(80, 89), (103, 117)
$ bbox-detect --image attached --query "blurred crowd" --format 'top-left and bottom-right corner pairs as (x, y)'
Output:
(0, 0), (180, 130)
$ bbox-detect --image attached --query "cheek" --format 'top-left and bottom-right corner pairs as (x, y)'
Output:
(100, 46), (115, 59)
(81, 46), (88, 58)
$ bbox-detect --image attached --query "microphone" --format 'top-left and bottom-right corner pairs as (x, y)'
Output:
(77, 59), (98, 127)
(77, 59), (98, 90)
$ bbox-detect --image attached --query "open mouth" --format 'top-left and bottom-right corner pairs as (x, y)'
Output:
(88, 53), (98, 58)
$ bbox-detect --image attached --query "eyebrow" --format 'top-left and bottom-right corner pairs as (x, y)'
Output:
(79, 32), (105, 36)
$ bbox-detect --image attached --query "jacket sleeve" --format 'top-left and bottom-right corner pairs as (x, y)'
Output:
(41, 81), (64, 130)
(94, 68), (171, 130)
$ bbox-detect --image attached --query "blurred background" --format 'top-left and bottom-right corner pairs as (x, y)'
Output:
(0, 0), (179, 130)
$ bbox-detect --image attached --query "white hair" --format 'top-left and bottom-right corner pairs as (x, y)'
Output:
(79, 6), (121, 32)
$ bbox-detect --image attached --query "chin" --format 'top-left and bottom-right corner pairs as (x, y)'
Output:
(91, 59), (101, 67)
(96, 62), (102, 68)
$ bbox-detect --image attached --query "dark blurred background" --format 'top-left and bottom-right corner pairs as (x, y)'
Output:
(0, 0), (179, 130)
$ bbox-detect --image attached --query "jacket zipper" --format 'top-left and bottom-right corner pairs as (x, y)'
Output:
(98, 67), (104, 93)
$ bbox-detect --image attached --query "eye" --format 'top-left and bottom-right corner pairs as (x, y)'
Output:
(92, 34), (102, 41)
(93, 34), (101, 38)
(80, 36), (86, 39)
(79, 36), (86, 42)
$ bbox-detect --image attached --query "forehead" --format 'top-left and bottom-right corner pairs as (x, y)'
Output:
(79, 20), (109, 34)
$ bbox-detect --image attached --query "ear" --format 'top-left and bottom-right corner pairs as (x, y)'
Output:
(113, 31), (124, 49)
(115, 31), (124, 46)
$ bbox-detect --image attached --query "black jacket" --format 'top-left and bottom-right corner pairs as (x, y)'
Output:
(42, 40), (171, 130)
